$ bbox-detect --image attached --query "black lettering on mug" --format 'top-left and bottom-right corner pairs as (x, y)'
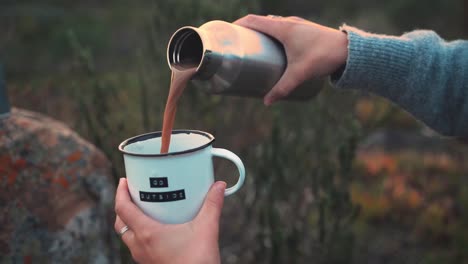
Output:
(140, 190), (186, 202)
(149, 177), (168, 188)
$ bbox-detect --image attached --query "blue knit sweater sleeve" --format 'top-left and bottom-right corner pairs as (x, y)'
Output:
(331, 25), (468, 137)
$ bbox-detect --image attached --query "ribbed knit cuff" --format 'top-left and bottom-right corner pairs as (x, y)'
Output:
(331, 25), (416, 97)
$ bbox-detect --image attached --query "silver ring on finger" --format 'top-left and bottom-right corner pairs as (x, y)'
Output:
(267, 14), (282, 19)
(118, 225), (130, 237)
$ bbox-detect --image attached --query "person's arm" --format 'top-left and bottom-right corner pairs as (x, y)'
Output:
(234, 15), (468, 137)
(332, 25), (468, 137)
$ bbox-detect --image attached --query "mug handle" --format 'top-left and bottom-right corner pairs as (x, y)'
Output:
(211, 148), (246, 196)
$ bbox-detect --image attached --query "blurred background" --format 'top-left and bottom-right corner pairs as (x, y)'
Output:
(1, 0), (468, 263)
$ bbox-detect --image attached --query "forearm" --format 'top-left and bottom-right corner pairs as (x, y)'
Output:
(332, 25), (468, 137)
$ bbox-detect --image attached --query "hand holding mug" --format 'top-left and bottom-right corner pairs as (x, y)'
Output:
(115, 178), (224, 264)
(116, 130), (245, 263)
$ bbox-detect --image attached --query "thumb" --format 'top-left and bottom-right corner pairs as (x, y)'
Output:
(195, 181), (226, 227)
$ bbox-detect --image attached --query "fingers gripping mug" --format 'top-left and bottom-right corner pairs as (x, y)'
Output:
(118, 130), (245, 224)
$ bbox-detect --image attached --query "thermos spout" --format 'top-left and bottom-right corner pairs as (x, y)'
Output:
(168, 28), (203, 71)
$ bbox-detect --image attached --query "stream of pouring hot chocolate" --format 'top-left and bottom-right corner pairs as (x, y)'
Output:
(160, 68), (197, 154)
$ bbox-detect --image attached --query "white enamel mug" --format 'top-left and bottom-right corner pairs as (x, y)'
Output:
(118, 130), (245, 224)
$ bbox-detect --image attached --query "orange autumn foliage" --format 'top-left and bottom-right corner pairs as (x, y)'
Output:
(358, 152), (398, 175)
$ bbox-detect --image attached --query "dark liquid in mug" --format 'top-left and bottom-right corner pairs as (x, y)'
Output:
(160, 68), (197, 153)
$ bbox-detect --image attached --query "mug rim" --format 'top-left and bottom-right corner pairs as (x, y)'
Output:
(118, 129), (215, 157)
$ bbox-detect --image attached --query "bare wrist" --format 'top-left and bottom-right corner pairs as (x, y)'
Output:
(328, 30), (348, 79)
(335, 30), (349, 70)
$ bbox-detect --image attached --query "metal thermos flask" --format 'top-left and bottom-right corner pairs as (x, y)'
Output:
(167, 20), (323, 100)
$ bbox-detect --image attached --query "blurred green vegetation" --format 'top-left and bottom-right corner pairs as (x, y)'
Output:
(1, 0), (468, 263)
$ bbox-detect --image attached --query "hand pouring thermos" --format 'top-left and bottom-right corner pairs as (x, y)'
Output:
(167, 20), (323, 100)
